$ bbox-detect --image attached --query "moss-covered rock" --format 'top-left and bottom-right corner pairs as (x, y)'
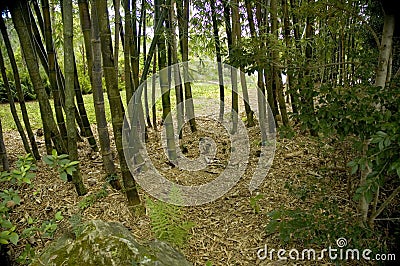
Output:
(30, 220), (192, 266)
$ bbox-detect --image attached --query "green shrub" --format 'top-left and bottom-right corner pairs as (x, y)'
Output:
(0, 74), (36, 103)
(43, 149), (79, 182)
(0, 153), (68, 264)
(265, 177), (386, 260)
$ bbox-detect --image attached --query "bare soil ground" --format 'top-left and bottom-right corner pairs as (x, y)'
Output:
(2, 120), (363, 265)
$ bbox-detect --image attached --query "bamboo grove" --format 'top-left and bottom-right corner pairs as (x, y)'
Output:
(0, 0), (399, 228)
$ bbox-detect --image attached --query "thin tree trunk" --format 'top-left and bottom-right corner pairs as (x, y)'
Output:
(271, 0), (288, 126)
(90, 0), (120, 190)
(256, 1), (276, 120)
(302, 1), (317, 136)
(73, 54), (98, 151)
(58, 0), (96, 149)
(59, 2), (89, 142)
(95, 0), (140, 206)
(42, 0), (68, 146)
(0, 17), (40, 160)
(282, 0), (297, 114)
(177, 0), (196, 132)
(152, 47), (157, 129)
(156, 0), (177, 161)
(130, 0), (140, 91)
(210, 0), (225, 121)
(63, 0), (87, 196)
(78, 0), (93, 83)
(113, 0), (121, 79)
(246, 0), (267, 142)
(10, 1), (66, 154)
(229, 0), (239, 133)
(375, 13), (395, 88)
(359, 10), (396, 227)
(168, 0), (184, 139)
(123, 0), (134, 104)
(32, 0), (45, 37)
(122, 0), (146, 162)
(142, 2), (152, 128)
(23, 2), (53, 153)
(139, 7), (166, 84)
(0, 48), (32, 157)
(232, 0), (254, 127)
(0, 118), (9, 171)
(26, 3), (50, 79)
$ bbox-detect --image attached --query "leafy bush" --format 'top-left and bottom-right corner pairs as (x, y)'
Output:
(0, 74), (36, 103)
(43, 149), (79, 182)
(266, 180), (384, 257)
(294, 80), (400, 227)
(0, 154), (64, 264)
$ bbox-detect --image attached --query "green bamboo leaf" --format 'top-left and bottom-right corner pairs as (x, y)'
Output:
(60, 172), (68, 182)
(43, 156), (54, 166)
(55, 211), (64, 221)
(9, 232), (19, 245)
(351, 164), (358, 175)
(66, 167), (75, 175)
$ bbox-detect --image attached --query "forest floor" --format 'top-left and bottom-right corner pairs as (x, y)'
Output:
(2, 119), (378, 266)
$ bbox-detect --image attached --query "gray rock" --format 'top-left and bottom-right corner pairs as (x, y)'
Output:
(31, 220), (192, 266)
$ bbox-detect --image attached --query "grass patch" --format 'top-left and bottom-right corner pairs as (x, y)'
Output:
(0, 83), (228, 132)
(0, 92), (124, 131)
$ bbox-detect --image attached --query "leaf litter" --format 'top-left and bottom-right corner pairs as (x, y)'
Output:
(1, 121), (363, 265)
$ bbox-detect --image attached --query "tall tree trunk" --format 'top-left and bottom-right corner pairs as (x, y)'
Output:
(32, 0), (45, 37)
(94, 0), (140, 206)
(58, 0), (97, 149)
(130, 0), (140, 92)
(72, 55), (98, 151)
(229, 0), (239, 134)
(26, 3), (50, 80)
(10, 1), (66, 154)
(42, 0), (68, 146)
(0, 118), (9, 172)
(63, 0), (87, 196)
(78, 0), (93, 83)
(123, 0), (133, 104)
(359, 10), (396, 227)
(232, 0), (255, 127)
(168, 0), (184, 139)
(0, 48), (32, 157)
(139, 7), (166, 85)
(0, 17), (40, 160)
(152, 47), (158, 129)
(289, 0), (302, 119)
(271, 0), (288, 126)
(142, 2), (152, 128)
(156, 0), (177, 161)
(113, 0), (121, 79)
(256, 1), (276, 121)
(90, 0), (120, 190)
(302, 0), (317, 136)
(210, 0), (225, 121)
(375, 13), (395, 88)
(282, 0), (297, 115)
(246, 0), (267, 143)
(176, 0), (196, 132)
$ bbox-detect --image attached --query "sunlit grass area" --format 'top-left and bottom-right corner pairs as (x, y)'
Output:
(0, 92), (121, 131)
(0, 83), (230, 131)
